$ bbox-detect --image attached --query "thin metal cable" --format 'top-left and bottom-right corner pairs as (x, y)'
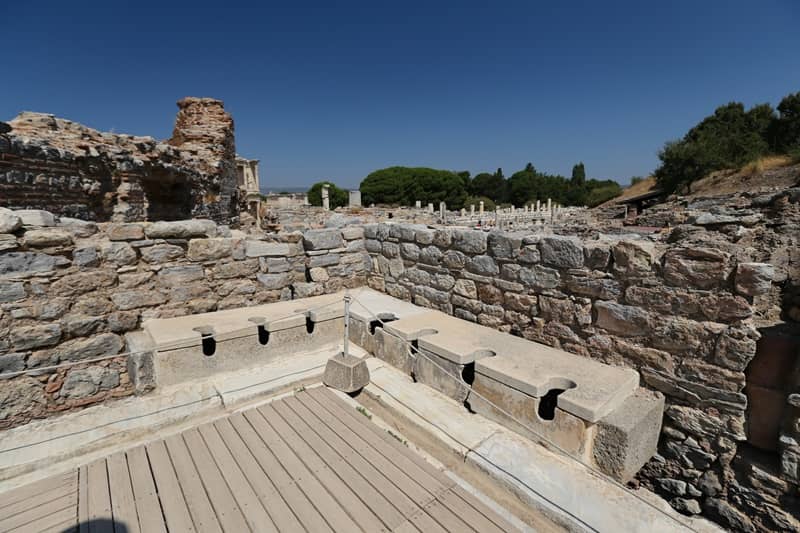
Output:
(348, 293), (698, 533)
(1, 297), (346, 379)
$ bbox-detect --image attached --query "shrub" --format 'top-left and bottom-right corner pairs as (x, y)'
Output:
(360, 167), (467, 209)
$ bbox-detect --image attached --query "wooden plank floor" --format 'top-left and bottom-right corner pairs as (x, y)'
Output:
(0, 387), (519, 532)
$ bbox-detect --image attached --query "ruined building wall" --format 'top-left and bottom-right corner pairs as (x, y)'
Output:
(0, 210), (368, 430)
(0, 98), (238, 224)
(363, 188), (800, 532)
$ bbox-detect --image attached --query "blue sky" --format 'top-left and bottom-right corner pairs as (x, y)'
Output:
(2, 1), (799, 190)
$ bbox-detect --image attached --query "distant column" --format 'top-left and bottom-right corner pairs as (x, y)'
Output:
(439, 202), (446, 222)
(470, 204), (475, 216)
(536, 199), (541, 212)
(479, 201), (484, 215)
(415, 200), (422, 209)
(322, 185), (330, 210)
(428, 203), (434, 213)
(349, 190), (361, 207)
(547, 198), (552, 213)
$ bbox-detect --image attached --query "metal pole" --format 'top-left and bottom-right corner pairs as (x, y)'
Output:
(343, 292), (351, 358)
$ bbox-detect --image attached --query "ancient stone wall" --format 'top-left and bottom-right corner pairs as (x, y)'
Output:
(363, 187), (800, 532)
(0, 208), (369, 430)
(0, 97), (239, 223)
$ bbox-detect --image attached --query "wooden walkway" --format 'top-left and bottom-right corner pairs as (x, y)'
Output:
(0, 387), (519, 532)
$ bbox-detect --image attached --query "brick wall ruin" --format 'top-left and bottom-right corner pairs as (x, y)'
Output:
(361, 189), (800, 532)
(0, 211), (368, 429)
(0, 97), (239, 223)
(1, 186), (799, 531)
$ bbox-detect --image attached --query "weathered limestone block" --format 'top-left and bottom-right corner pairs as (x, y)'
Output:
(365, 239), (382, 253)
(22, 229), (73, 248)
(442, 250), (468, 269)
(612, 240), (657, 275)
(308, 253), (339, 268)
(713, 325), (759, 371)
(256, 272), (293, 290)
(453, 279), (477, 299)
(323, 354), (369, 393)
(187, 238), (232, 261)
(11, 323), (62, 350)
(303, 228), (344, 251)
(73, 246), (100, 267)
(16, 209), (56, 227)
(734, 262), (774, 297)
(0, 281), (25, 303)
(62, 314), (106, 338)
(140, 243), (184, 263)
(418, 246), (443, 266)
(59, 218), (98, 238)
(0, 251), (63, 275)
(145, 219), (216, 239)
(213, 259), (259, 279)
(61, 366), (120, 399)
(519, 264), (560, 290)
(309, 267), (330, 282)
(53, 333), (124, 362)
(0, 377), (46, 420)
(539, 235), (584, 269)
(0, 352), (25, 374)
(414, 227), (435, 245)
(363, 223), (388, 240)
(399, 242), (420, 261)
(111, 290), (168, 311)
(539, 296), (592, 327)
(467, 255), (499, 276)
(381, 241), (400, 258)
(518, 245), (540, 264)
(488, 231), (523, 259)
(51, 270), (116, 297)
(452, 229), (487, 254)
(0, 234), (17, 252)
(593, 388), (665, 482)
(663, 246), (731, 290)
(594, 301), (651, 336)
(106, 223), (145, 241)
(341, 226), (364, 240)
(101, 242), (138, 266)
(564, 270), (622, 300)
(583, 241), (611, 270)
(0, 207), (22, 233)
(157, 264), (204, 285)
(245, 240), (291, 257)
(432, 229), (452, 248)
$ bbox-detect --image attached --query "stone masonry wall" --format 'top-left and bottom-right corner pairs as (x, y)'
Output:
(0, 208), (369, 430)
(363, 188), (800, 532)
(0, 97), (239, 223)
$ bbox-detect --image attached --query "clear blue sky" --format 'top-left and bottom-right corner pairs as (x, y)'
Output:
(2, 1), (799, 190)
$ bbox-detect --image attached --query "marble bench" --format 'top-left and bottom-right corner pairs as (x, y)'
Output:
(345, 290), (664, 482)
(133, 292), (346, 387)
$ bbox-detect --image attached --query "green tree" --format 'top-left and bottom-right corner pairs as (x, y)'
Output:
(655, 101), (773, 193)
(469, 172), (506, 202)
(571, 162), (586, 187)
(308, 181), (348, 208)
(774, 91), (800, 152)
(359, 167), (468, 208)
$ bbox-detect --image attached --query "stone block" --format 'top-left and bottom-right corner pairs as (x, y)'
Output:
(466, 255), (499, 276)
(518, 264), (560, 290)
(663, 246), (731, 290)
(592, 388), (664, 482)
(323, 354), (370, 393)
(487, 231), (523, 259)
(0, 234), (17, 252)
(157, 264), (204, 285)
(303, 228), (344, 251)
(61, 366), (120, 399)
(539, 235), (584, 269)
(11, 324), (62, 350)
(341, 226), (364, 240)
(0, 281), (25, 303)
(735, 262), (774, 297)
(145, 219), (216, 239)
(101, 242), (137, 266)
(451, 229), (487, 254)
(594, 301), (651, 336)
(15, 209), (56, 227)
(0, 251), (62, 275)
(140, 243), (185, 263)
(187, 238), (233, 261)
(0, 207), (22, 233)
(106, 223), (145, 241)
(611, 240), (656, 274)
(245, 240), (291, 257)
(23, 229), (72, 247)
